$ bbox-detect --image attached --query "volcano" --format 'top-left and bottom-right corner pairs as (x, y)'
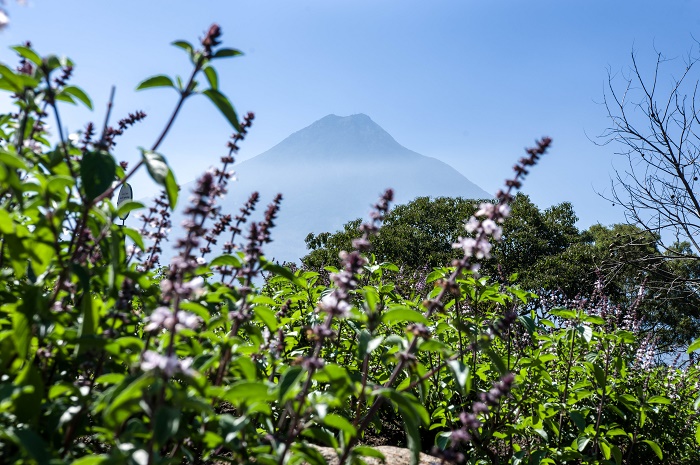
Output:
(173, 114), (491, 263)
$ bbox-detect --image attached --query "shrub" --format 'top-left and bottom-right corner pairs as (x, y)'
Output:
(0, 23), (697, 465)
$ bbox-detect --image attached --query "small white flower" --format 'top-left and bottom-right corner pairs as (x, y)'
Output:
(481, 219), (502, 240)
(497, 204), (511, 220)
(0, 10), (9, 31)
(182, 276), (206, 297)
(160, 279), (173, 294)
(144, 306), (177, 332)
(474, 238), (492, 259)
(175, 310), (201, 330)
(141, 350), (196, 377)
(475, 203), (495, 217)
(320, 292), (351, 317)
(464, 217), (480, 233)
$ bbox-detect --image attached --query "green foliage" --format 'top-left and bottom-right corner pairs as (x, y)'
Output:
(304, 195), (700, 348)
(0, 23), (698, 465)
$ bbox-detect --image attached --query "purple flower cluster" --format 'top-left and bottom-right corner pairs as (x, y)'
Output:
(450, 373), (515, 445)
(318, 189), (393, 318)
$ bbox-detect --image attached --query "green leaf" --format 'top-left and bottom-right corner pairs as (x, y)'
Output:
(203, 66), (218, 90)
(278, 366), (303, 402)
(154, 406), (181, 447)
(76, 294), (99, 355)
(8, 428), (51, 465)
(641, 439), (662, 460)
(323, 413), (356, 439)
(0, 208), (14, 233)
(253, 305), (278, 331)
(224, 381), (273, 405)
(486, 349), (507, 374)
(353, 446), (385, 461)
(380, 390), (428, 465)
(11, 45), (42, 66)
(70, 456), (110, 465)
(260, 259), (306, 288)
(210, 254), (241, 267)
(141, 149), (178, 208)
(611, 444), (623, 465)
(60, 85), (93, 109)
(116, 200), (144, 220)
(172, 40), (194, 56)
(518, 315), (536, 335)
(202, 88), (242, 132)
(0, 64), (22, 92)
(358, 330), (383, 359)
(446, 360), (471, 396)
(646, 395), (671, 405)
(382, 307), (429, 325)
(140, 149), (168, 184)
(164, 168), (179, 209)
(12, 304), (31, 359)
(103, 374), (154, 428)
(577, 324), (593, 343)
(688, 336), (700, 353)
(81, 150), (116, 201)
(212, 48), (243, 59)
(123, 227), (145, 251)
(136, 74), (175, 91)
(13, 363), (45, 424)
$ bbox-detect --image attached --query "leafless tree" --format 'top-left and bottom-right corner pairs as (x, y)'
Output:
(599, 47), (700, 298)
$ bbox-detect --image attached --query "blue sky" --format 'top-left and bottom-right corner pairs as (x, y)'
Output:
(3, 0), (700, 230)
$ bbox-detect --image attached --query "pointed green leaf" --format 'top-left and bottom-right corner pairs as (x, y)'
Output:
(278, 366), (303, 402)
(172, 40), (194, 56)
(136, 74), (175, 91)
(641, 439), (662, 460)
(687, 336), (700, 353)
(0, 64), (22, 92)
(80, 150), (116, 201)
(323, 413), (356, 439)
(140, 148), (169, 184)
(210, 254), (241, 267)
(202, 88), (242, 131)
(8, 428), (51, 465)
(164, 169), (178, 209)
(116, 200), (144, 220)
(12, 45), (42, 66)
(353, 446), (385, 461)
(154, 406), (181, 447)
(203, 66), (218, 90)
(446, 360), (471, 396)
(646, 395), (671, 405)
(212, 48), (243, 59)
(382, 307), (429, 325)
(60, 85), (93, 109)
(123, 227), (145, 251)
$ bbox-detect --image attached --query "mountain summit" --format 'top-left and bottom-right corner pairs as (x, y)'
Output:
(172, 114), (492, 263)
(259, 114), (411, 161)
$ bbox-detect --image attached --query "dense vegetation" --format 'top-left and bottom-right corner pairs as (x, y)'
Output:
(0, 24), (699, 465)
(304, 195), (700, 349)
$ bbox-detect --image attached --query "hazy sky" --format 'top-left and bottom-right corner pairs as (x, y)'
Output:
(3, 0), (700, 230)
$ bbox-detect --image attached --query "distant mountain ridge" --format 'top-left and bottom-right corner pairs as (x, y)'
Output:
(257, 114), (417, 161)
(169, 114), (491, 263)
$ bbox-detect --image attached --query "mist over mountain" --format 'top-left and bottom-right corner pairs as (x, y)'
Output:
(171, 114), (491, 263)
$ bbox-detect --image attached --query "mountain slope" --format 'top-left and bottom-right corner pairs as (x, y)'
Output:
(172, 114), (491, 263)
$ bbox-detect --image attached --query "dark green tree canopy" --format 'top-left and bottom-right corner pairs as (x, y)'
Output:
(303, 194), (700, 346)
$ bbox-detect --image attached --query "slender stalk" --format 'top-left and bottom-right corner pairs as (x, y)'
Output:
(557, 322), (578, 445)
(92, 56), (204, 207)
